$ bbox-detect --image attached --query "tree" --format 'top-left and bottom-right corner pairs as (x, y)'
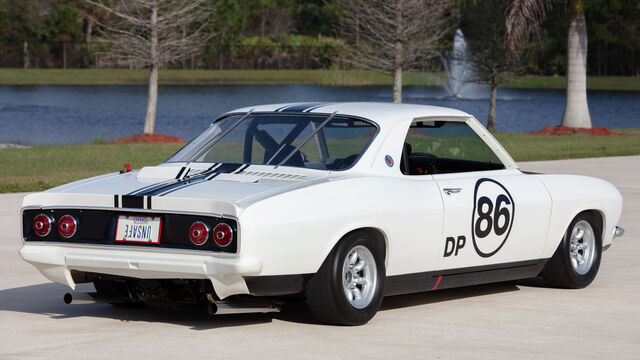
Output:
(85, 0), (212, 134)
(506, 0), (592, 128)
(3, 0), (50, 68)
(207, 0), (247, 70)
(460, 0), (518, 131)
(337, 0), (455, 103)
(52, 4), (83, 69)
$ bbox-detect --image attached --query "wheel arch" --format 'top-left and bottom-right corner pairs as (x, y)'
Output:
(543, 206), (607, 258)
(322, 226), (389, 273)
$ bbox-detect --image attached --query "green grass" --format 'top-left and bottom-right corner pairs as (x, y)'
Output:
(1, 69), (638, 90)
(1, 129), (639, 193)
(494, 128), (640, 161)
(0, 143), (182, 192)
(0, 68), (439, 86)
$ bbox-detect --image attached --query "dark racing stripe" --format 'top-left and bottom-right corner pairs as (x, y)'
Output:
(121, 195), (144, 209)
(127, 164), (220, 197)
(151, 163), (247, 197)
(303, 103), (333, 112)
(175, 166), (187, 179)
(277, 103), (327, 113)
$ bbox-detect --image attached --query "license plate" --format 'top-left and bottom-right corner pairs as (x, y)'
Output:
(115, 215), (162, 244)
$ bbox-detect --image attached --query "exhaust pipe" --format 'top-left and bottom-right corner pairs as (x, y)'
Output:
(63, 292), (127, 305)
(206, 294), (282, 315)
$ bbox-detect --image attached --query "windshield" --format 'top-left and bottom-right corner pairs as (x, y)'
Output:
(167, 113), (378, 170)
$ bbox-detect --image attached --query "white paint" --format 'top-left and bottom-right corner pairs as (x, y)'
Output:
(19, 102), (623, 299)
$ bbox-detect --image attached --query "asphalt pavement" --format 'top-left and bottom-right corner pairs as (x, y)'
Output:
(1, 156), (638, 359)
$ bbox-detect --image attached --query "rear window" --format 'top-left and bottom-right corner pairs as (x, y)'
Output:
(167, 113), (378, 171)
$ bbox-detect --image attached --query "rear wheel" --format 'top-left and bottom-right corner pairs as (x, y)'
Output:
(306, 231), (385, 325)
(542, 212), (602, 288)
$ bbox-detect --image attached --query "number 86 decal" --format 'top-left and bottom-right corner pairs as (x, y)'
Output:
(471, 179), (515, 258)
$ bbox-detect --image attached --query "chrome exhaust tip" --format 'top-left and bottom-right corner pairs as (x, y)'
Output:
(615, 226), (625, 238)
(63, 292), (126, 305)
(206, 294), (281, 315)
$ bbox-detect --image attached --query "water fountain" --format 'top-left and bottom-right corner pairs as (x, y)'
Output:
(436, 29), (484, 99)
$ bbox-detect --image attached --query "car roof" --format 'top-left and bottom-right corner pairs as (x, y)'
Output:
(226, 102), (472, 127)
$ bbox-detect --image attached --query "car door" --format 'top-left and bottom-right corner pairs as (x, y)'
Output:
(401, 118), (552, 271)
(433, 170), (552, 270)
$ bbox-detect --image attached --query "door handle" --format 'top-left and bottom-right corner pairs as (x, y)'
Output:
(443, 188), (462, 195)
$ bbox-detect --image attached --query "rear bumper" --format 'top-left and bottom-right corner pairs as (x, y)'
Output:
(19, 243), (261, 299)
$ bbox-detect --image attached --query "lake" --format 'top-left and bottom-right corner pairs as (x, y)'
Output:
(1, 84), (639, 146)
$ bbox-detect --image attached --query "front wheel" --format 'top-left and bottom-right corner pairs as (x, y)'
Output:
(542, 212), (602, 288)
(306, 231), (385, 325)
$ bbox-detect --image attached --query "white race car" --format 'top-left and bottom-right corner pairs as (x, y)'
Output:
(20, 102), (624, 325)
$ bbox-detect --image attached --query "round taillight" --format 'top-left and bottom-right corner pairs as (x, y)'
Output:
(189, 221), (210, 246)
(58, 215), (78, 238)
(213, 223), (233, 247)
(33, 214), (53, 237)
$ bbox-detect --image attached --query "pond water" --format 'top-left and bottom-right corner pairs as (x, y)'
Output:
(0, 84), (639, 146)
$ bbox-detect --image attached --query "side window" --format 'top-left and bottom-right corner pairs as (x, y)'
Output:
(401, 121), (504, 175)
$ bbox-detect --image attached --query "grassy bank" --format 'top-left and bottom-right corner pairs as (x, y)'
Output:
(0, 69), (638, 90)
(1, 129), (639, 193)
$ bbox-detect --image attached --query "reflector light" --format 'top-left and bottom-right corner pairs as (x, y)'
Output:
(58, 215), (78, 238)
(213, 223), (233, 247)
(33, 214), (53, 237)
(189, 221), (210, 246)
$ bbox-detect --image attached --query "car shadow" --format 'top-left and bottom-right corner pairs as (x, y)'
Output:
(380, 281), (522, 311)
(0, 282), (273, 330)
(0, 279), (544, 328)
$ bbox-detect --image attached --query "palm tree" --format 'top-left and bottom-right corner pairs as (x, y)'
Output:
(506, 0), (592, 128)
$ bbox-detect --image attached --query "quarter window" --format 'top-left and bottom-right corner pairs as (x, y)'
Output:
(401, 120), (505, 175)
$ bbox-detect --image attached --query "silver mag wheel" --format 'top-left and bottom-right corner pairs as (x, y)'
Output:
(541, 211), (602, 289)
(305, 230), (385, 325)
(341, 245), (378, 309)
(569, 220), (596, 275)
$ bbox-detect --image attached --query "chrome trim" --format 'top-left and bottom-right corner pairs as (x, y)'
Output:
(21, 205), (241, 255)
(443, 188), (462, 195)
(614, 226), (625, 238)
(189, 221), (210, 246)
(58, 215), (78, 239)
(213, 222), (233, 248)
(33, 213), (55, 237)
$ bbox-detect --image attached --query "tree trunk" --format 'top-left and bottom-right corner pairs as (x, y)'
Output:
(63, 42), (68, 69)
(562, 0), (591, 128)
(393, 67), (402, 104)
(143, 2), (159, 135)
(85, 16), (93, 43)
(487, 77), (497, 132)
(23, 41), (29, 69)
(392, 1), (403, 104)
(181, 25), (187, 69)
(260, 7), (266, 37)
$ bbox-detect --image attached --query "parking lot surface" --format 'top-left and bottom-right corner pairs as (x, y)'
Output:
(1, 156), (638, 359)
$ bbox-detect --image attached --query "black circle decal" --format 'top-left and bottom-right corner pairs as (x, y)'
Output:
(471, 178), (515, 257)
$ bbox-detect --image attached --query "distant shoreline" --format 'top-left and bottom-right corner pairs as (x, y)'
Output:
(0, 69), (638, 91)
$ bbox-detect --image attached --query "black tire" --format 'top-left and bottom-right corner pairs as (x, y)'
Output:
(305, 231), (385, 325)
(541, 212), (602, 289)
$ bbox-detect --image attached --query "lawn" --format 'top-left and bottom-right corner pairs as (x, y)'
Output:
(0, 69), (638, 91)
(1, 129), (639, 193)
